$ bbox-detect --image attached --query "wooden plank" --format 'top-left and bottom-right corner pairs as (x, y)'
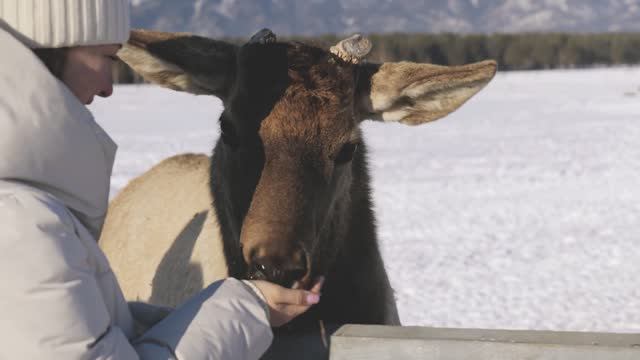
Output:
(330, 325), (640, 360)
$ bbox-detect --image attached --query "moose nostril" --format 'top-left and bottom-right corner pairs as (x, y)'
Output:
(246, 259), (307, 288)
(244, 244), (310, 287)
(247, 262), (269, 281)
(247, 261), (285, 285)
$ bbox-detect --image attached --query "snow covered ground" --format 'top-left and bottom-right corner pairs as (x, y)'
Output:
(90, 66), (640, 333)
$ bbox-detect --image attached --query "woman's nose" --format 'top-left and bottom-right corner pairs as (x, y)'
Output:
(98, 85), (113, 98)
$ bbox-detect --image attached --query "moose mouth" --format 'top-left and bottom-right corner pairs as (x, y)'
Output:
(245, 245), (312, 289)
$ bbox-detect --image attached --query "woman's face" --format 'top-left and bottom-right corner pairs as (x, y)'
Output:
(62, 45), (120, 105)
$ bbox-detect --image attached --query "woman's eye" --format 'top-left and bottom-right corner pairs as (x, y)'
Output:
(107, 55), (119, 62)
(334, 142), (358, 165)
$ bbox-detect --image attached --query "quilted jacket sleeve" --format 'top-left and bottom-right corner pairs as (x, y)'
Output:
(0, 188), (273, 360)
(0, 188), (141, 359)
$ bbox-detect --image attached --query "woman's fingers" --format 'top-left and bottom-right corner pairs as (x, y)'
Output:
(250, 277), (327, 327)
(269, 277), (325, 305)
(274, 287), (320, 306)
(310, 276), (325, 293)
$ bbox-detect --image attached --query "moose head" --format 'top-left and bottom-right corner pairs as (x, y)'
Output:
(118, 29), (496, 291)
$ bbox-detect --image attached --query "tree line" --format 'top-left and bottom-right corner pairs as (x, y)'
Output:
(113, 32), (640, 83)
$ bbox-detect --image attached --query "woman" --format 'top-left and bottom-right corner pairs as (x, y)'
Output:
(0, 1), (322, 359)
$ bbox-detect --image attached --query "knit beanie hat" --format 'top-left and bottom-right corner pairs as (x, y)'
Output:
(0, 0), (130, 48)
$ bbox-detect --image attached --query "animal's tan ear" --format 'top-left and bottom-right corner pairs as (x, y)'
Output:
(117, 29), (238, 99)
(355, 60), (497, 125)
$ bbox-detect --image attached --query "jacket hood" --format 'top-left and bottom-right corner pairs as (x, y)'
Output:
(0, 28), (117, 237)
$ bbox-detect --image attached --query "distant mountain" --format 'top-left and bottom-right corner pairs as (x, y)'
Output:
(131, 0), (640, 37)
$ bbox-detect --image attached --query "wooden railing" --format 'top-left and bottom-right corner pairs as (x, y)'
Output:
(262, 324), (640, 359)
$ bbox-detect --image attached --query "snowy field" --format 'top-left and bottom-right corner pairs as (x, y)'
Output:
(90, 66), (640, 332)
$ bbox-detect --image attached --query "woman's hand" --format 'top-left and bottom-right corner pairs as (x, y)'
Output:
(250, 277), (324, 327)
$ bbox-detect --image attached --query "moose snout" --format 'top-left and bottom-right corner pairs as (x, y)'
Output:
(244, 243), (309, 288)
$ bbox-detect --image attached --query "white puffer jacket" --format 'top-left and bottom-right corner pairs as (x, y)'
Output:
(0, 27), (273, 359)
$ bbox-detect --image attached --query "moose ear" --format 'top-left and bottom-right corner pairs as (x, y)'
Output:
(355, 60), (497, 125)
(117, 29), (238, 99)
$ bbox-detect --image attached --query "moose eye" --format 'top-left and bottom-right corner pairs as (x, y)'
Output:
(334, 142), (358, 165)
(220, 120), (239, 148)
